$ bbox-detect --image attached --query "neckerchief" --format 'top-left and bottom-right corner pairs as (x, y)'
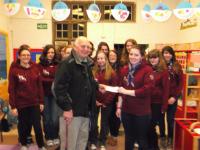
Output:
(127, 62), (140, 87)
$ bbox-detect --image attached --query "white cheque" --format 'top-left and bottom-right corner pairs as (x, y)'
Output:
(105, 86), (119, 93)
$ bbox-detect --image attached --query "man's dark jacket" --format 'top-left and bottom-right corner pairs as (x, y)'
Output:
(54, 50), (97, 117)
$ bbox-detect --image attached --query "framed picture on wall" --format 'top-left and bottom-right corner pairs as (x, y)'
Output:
(13, 48), (43, 63)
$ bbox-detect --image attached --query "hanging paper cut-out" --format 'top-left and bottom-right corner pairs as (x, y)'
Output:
(141, 4), (152, 22)
(173, 1), (194, 20)
(111, 3), (129, 22)
(151, 2), (172, 22)
(194, 3), (200, 19)
(86, 3), (101, 23)
(24, 0), (46, 19)
(4, 0), (20, 16)
(52, 1), (70, 21)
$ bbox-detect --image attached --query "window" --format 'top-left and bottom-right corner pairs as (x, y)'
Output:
(72, 23), (85, 38)
(55, 23), (69, 39)
(104, 5), (114, 20)
(72, 4), (84, 20)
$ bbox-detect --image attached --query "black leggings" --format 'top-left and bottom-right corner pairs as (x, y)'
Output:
(122, 112), (150, 150)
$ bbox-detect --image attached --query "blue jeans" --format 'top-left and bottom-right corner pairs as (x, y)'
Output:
(43, 96), (59, 140)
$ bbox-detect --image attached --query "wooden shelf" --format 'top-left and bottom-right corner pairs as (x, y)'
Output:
(187, 86), (200, 88)
(186, 97), (200, 101)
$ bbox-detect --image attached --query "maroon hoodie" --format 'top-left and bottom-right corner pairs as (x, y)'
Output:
(37, 63), (57, 96)
(167, 63), (183, 99)
(95, 70), (118, 106)
(8, 62), (44, 109)
(119, 62), (154, 116)
(151, 69), (170, 112)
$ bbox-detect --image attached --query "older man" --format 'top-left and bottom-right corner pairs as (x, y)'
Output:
(54, 36), (97, 150)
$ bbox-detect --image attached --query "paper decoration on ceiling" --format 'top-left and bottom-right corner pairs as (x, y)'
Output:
(141, 4), (152, 22)
(111, 3), (129, 22)
(173, 0), (194, 20)
(87, 3), (101, 23)
(24, 0), (46, 19)
(151, 2), (172, 22)
(52, 1), (70, 21)
(4, 0), (20, 16)
(194, 3), (200, 19)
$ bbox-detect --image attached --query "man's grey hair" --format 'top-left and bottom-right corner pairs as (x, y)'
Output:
(74, 36), (89, 47)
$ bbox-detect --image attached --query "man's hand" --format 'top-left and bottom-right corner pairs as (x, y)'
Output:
(99, 84), (106, 93)
(116, 108), (121, 118)
(63, 110), (73, 125)
(96, 101), (102, 106)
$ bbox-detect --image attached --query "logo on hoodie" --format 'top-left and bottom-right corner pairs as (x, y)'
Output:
(18, 74), (27, 82)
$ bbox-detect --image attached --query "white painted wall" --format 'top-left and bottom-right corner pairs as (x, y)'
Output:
(10, 0), (52, 49)
(0, 1), (10, 32)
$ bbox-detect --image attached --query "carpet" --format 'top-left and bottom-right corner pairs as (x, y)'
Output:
(0, 145), (38, 150)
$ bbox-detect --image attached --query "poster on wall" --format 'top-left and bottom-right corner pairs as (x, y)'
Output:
(0, 33), (7, 80)
(13, 48), (43, 63)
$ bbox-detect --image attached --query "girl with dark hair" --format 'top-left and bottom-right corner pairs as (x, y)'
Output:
(89, 41), (95, 58)
(8, 44), (46, 150)
(107, 50), (121, 146)
(120, 39), (137, 66)
(116, 45), (154, 150)
(97, 42), (110, 56)
(161, 46), (183, 148)
(38, 44), (59, 147)
(91, 51), (118, 150)
(58, 45), (73, 61)
(147, 49), (170, 149)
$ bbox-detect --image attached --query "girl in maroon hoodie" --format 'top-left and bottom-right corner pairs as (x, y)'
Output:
(91, 51), (118, 150)
(120, 39), (137, 66)
(116, 45), (154, 150)
(8, 44), (46, 150)
(107, 50), (121, 146)
(37, 44), (59, 147)
(147, 49), (170, 149)
(161, 46), (183, 148)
